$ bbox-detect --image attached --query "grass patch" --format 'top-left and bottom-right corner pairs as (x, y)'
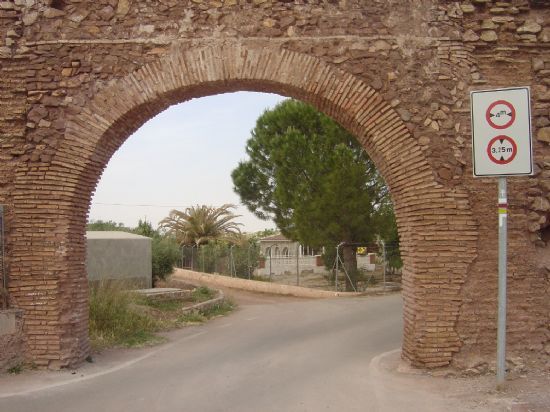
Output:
(5, 362), (38, 375)
(7, 363), (23, 375)
(191, 286), (216, 302)
(205, 300), (235, 317)
(89, 283), (235, 350)
(179, 311), (207, 324)
(145, 299), (185, 312)
(178, 300), (235, 325)
(89, 282), (163, 349)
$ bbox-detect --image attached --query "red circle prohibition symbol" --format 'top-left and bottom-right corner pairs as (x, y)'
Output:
(487, 135), (517, 165)
(485, 100), (515, 129)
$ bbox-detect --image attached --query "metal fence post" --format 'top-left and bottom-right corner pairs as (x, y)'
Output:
(247, 245), (251, 280)
(382, 240), (386, 291)
(269, 248), (273, 281)
(296, 243), (300, 286)
(335, 244), (339, 292)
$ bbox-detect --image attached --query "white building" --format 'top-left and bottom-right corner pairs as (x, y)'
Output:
(255, 233), (375, 277)
(256, 233), (324, 277)
(258, 233), (320, 259)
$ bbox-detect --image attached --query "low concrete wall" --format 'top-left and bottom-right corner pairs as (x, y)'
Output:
(0, 309), (24, 371)
(181, 290), (226, 314)
(86, 231), (152, 288)
(172, 268), (400, 299)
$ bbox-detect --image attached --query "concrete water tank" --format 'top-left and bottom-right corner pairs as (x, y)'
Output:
(86, 231), (152, 288)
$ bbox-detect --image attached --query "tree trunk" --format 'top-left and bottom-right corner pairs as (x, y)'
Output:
(342, 244), (357, 291)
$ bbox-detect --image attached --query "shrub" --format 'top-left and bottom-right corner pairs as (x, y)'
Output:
(152, 237), (180, 280)
(191, 286), (216, 302)
(7, 363), (23, 375)
(89, 282), (161, 348)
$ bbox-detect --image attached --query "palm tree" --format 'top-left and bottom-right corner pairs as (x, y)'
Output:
(159, 204), (243, 247)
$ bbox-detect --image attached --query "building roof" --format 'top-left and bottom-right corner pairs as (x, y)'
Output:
(259, 233), (292, 242)
(86, 231), (151, 240)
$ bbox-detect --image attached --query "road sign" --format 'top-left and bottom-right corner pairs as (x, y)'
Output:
(471, 87), (532, 177)
(486, 100), (515, 129)
(487, 135), (517, 165)
(470, 86), (534, 387)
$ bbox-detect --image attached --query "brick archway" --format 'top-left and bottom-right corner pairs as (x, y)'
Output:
(1, 0), (548, 376)
(7, 41), (477, 368)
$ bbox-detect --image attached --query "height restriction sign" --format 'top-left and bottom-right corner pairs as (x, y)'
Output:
(471, 87), (533, 177)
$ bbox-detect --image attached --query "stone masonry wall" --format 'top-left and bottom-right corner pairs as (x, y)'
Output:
(0, 309), (24, 371)
(0, 0), (548, 369)
(453, 0), (550, 368)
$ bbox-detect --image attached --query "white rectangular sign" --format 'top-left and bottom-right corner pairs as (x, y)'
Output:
(471, 87), (533, 177)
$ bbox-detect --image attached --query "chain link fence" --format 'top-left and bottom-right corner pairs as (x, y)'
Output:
(328, 241), (402, 292)
(177, 241), (401, 292)
(178, 243), (261, 279)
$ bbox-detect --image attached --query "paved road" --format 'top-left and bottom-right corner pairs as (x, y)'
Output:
(0, 293), (403, 412)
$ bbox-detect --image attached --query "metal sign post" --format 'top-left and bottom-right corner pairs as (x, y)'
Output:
(497, 178), (507, 385)
(471, 86), (532, 387)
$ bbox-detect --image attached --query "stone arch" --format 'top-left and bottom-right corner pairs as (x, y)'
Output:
(12, 41), (478, 368)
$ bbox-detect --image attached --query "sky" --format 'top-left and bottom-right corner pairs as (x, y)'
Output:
(88, 92), (287, 233)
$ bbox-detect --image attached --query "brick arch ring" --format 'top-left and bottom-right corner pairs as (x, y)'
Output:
(36, 41), (477, 368)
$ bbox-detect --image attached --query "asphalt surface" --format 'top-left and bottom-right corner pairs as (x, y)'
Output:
(0, 293), (403, 412)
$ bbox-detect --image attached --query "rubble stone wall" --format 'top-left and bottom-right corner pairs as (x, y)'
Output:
(0, 309), (24, 371)
(0, 0), (548, 369)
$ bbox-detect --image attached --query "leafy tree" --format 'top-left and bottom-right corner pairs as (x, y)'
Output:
(252, 228), (277, 240)
(132, 219), (179, 281)
(133, 218), (157, 238)
(372, 201), (403, 273)
(231, 99), (398, 290)
(87, 220), (130, 232)
(151, 237), (180, 280)
(159, 204), (243, 247)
